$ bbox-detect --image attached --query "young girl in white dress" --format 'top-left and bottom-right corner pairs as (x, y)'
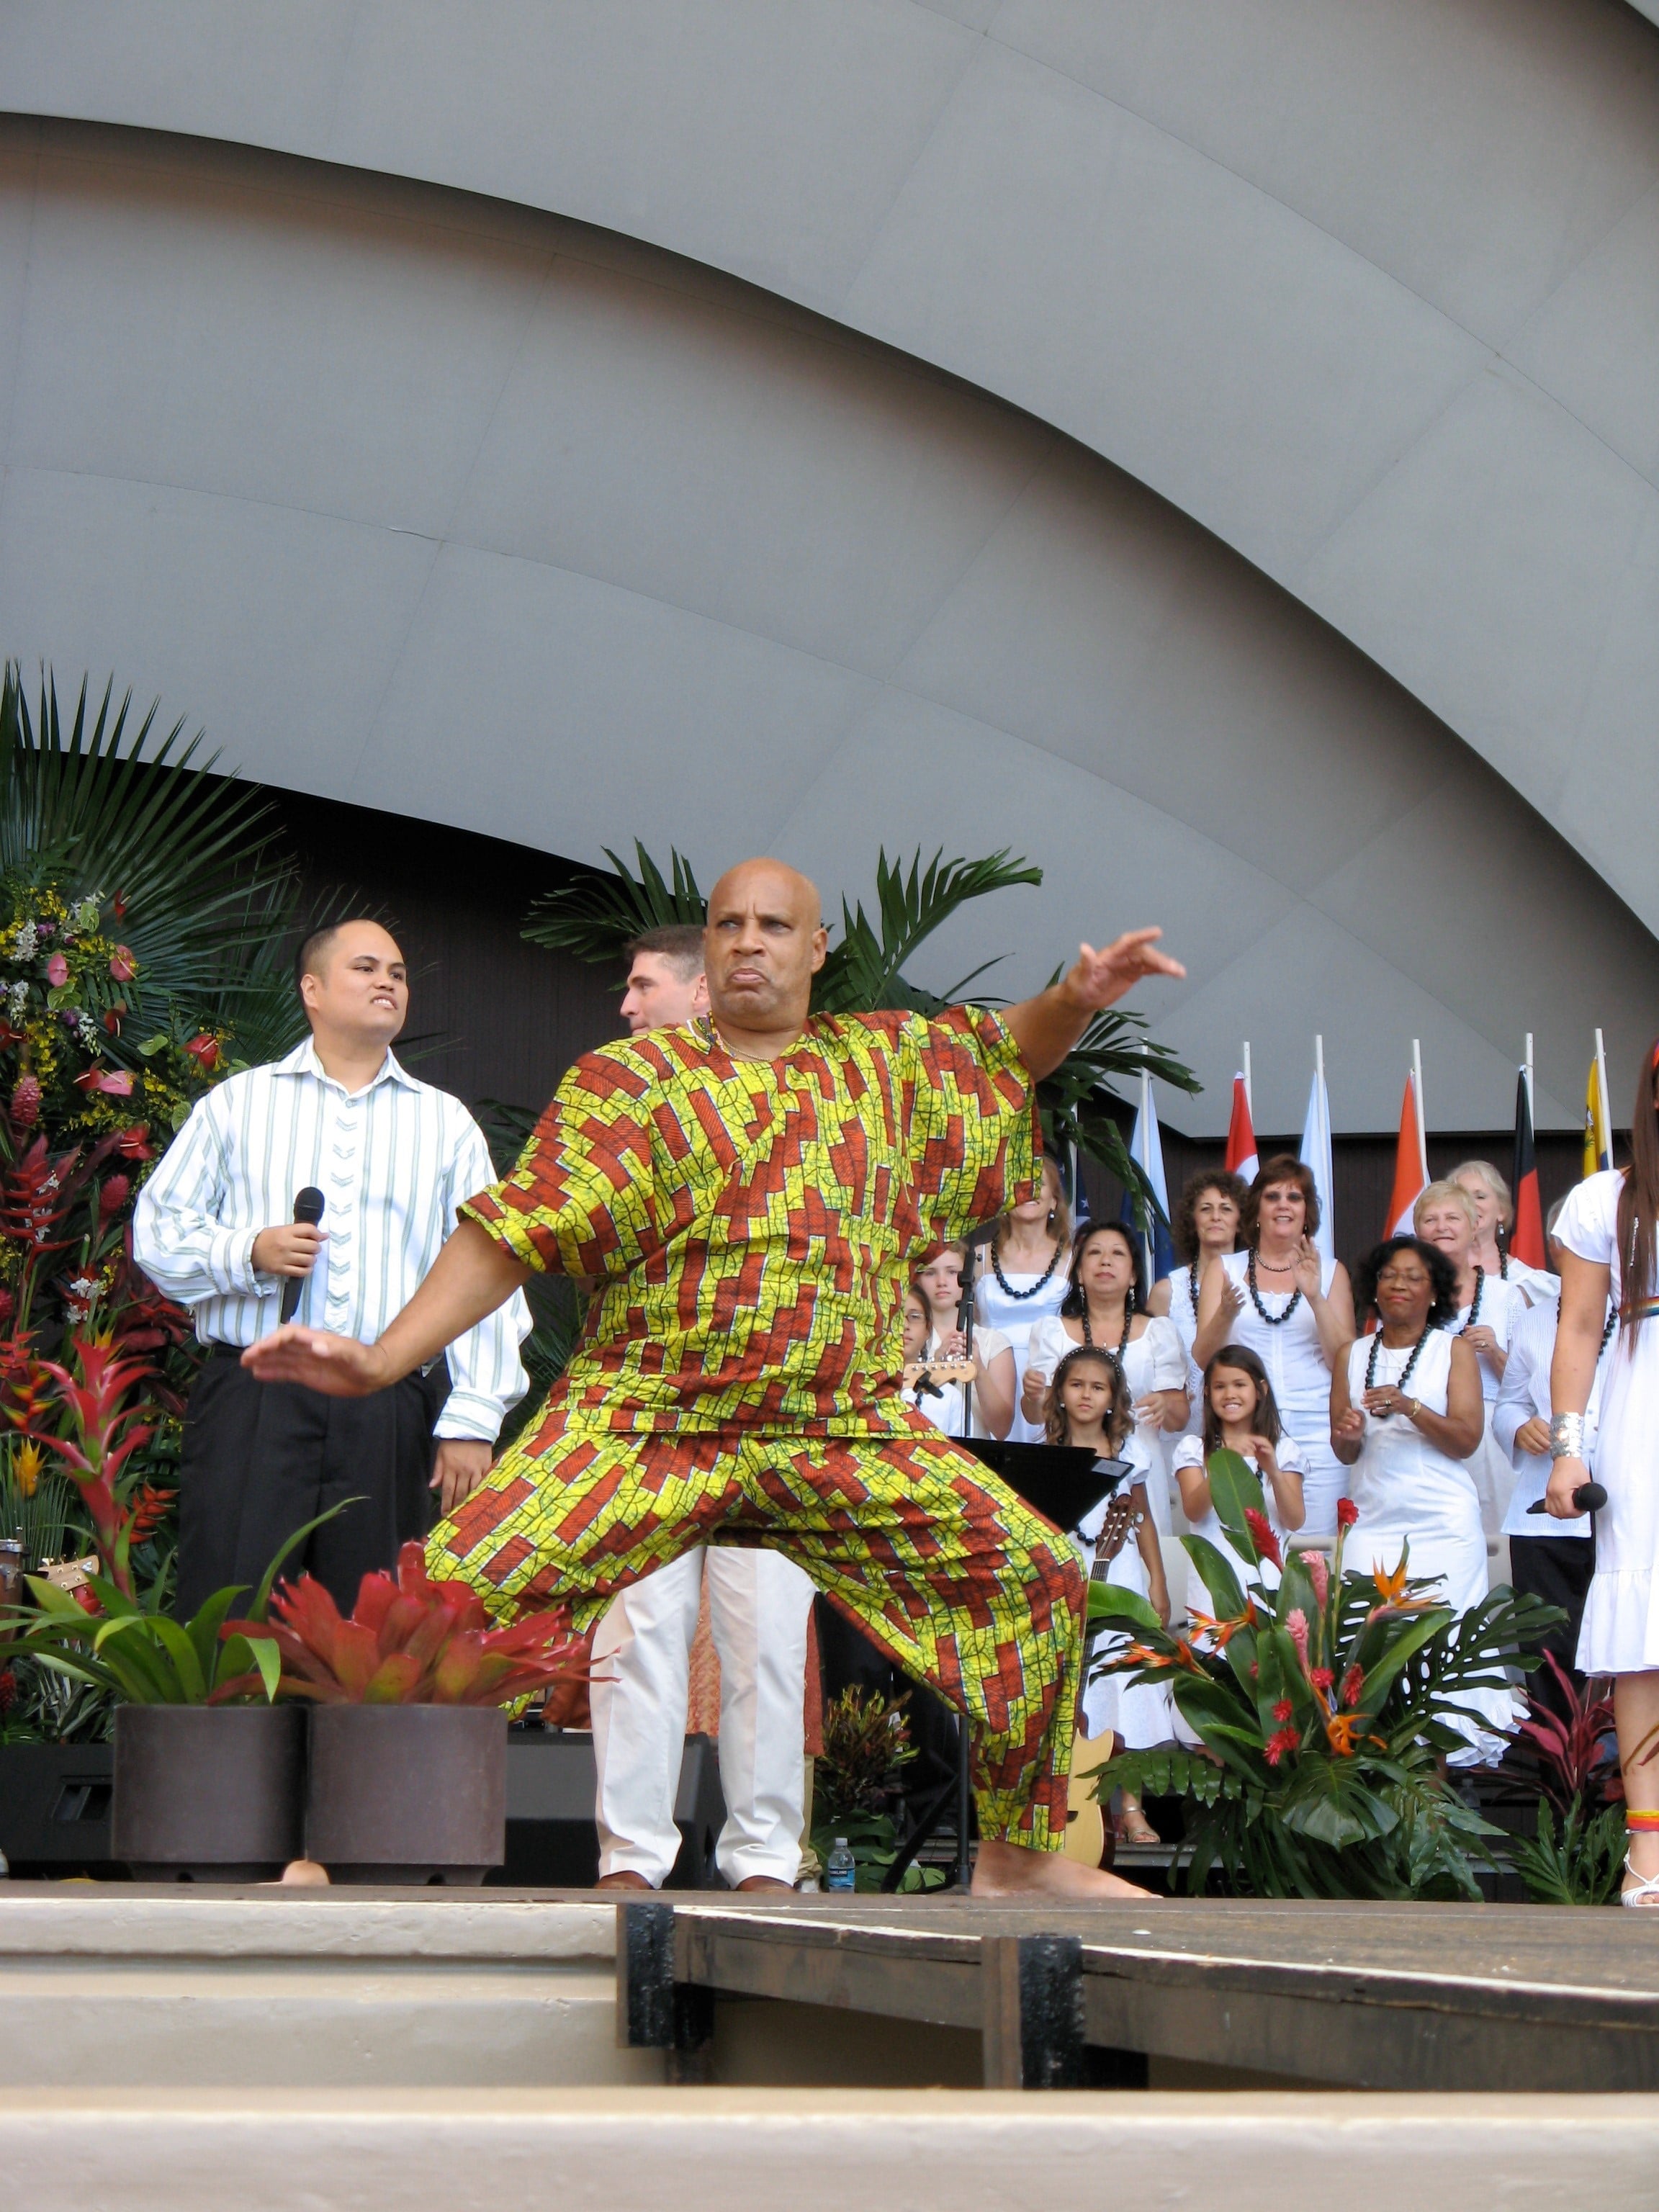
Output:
(1194, 1156), (1355, 1539)
(1547, 1042), (1659, 1904)
(1452, 1158), (1557, 1308)
(912, 1244), (1015, 1440)
(1415, 1179), (1525, 1545)
(1174, 1345), (1306, 1599)
(1047, 1343), (1171, 1845)
(1148, 1170), (1248, 1438)
(976, 1155), (1071, 1443)
(1022, 1221), (1189, 1542)
(1332, 1235), (1513, 1768)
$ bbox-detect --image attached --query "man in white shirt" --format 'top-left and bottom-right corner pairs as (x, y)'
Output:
(133, 920), (530, 1614)
(1493, 1206), (1607, 1723)
(593, 924), (814, 1892)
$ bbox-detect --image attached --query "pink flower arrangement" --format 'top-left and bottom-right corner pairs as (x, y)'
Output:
(73, 1068), (133, 1097)
(108, 946), (136, 983)
(1303, 1550), (1329, 1609)
(44, 952), (68, 988)
(1286, 1607), (1310, 1671)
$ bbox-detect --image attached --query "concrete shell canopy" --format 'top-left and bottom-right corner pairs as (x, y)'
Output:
(1, 0), (1657, 1133)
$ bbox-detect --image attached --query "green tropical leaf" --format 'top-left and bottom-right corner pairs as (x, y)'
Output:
(522, 842), (707, 966)
(1179, 1533), (1248, 1619)
(1084, 1581), (1164, 1632)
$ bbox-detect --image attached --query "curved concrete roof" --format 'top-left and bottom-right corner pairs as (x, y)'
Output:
(3, 0), (1656, 959)
(2, 114), (1653, 1141)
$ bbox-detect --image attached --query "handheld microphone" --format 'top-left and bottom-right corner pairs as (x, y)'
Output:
(1527, 1483), (1606, 1516)
(279, 1187), (325, 1324)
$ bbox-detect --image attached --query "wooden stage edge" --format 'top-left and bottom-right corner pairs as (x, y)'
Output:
(620, 1892), (1659, 2092)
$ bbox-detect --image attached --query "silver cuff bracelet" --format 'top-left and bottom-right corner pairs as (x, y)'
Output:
(1549, 1411), (1587, 1461)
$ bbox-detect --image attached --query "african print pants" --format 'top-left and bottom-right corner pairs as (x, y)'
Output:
(427, 1414), (1084, 1851)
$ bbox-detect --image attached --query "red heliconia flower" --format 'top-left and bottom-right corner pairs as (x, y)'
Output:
(45, 953), (68, 989)
(99, 1174), (131, 1218)
(1336, 1498), (1359, 1531)
(0, 1291), (14, 1333)
(127, 1483), (176, 1542)
(70, 1583), (100, 1616)
(1264, 1726), (1300, 1767)
(11, 1076), (40, 1128)
(1244, 1508), (1282, 1568)
(1272, 1698), (1294, 1722)
(1310, 1667), (1335, 1694)
(184, 1033), (221, 1073)
(1340, 1663), (1364, 1710)
(109, 947), (136, 984)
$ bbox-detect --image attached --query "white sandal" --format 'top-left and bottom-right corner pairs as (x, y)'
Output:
(1620, 1855), (1659, 1907)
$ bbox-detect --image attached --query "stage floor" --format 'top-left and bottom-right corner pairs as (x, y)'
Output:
(644, 1892), (1659, 2091)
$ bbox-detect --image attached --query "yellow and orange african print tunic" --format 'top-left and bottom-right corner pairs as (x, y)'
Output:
(460, 1006), (1038, 1438)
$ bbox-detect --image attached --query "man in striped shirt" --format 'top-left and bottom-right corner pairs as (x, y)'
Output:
(134, 920), (531, 1614)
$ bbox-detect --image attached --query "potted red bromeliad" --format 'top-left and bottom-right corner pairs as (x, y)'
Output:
(229, 1544), (585, 1883)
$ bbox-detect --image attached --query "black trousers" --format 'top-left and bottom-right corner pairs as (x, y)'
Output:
(1509, 1531), (1597, 1727)
(176, 1349), (450, 1619)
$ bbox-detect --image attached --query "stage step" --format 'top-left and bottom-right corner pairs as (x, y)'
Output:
(4, 2084), (1658, 2212)
(0, 1888), (665, 2090)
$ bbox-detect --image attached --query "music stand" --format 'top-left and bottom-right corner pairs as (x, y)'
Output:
(878, 1441), (1122, 1894)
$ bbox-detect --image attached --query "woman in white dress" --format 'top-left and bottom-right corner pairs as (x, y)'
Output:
(976, 1154), (1071, 1444)
(911, 1244), (1015, 1440)
(1193, 1156), (1355, 1538)
(1452, 1158), (1557, 1307)
(1547, 1043), (1659, 1904)
(1148, 1169), (1248, 1434)
(1021, 1220), (1190, 1542)
(1331, 1236), (1511, 1767)
(1415, 1179), (1524, 1543)
(1048, 1344), (1171, 1843)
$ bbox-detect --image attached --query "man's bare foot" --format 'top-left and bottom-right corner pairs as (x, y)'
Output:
(734, 1876), (794, 1892)
(596, 1869), (652, 1890)
(971, 1837), (1154, 1899)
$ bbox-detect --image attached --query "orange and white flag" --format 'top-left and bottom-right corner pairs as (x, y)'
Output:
(1385, 1062), (1429, 1236)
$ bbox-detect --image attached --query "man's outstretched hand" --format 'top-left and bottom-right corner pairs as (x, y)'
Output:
(1004, 927), (1185, 1082)
(1065, 928), (1186, 1011)
(241, 1326), (392, 1397)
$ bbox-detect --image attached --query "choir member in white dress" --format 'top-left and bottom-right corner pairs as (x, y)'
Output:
(1174, 1346), (1306, 1599)
(1049, 1344), (1171, 1845)
(976, 1155), (1071, 1444)
(1148, 1170), (1248, 1437)
(1493, 1205), (1609, 1725)
(1452, 1158), (1558, 1307)
(1194, 1156), (1355, 1539)
(1415, 1179), (1525, 1548)
(1547, 1045), (1659, 1904)
(1022, 1221), (1189, 1537)
(911, 1244), (1015, 1440)
(1332, 1236), (1514, 1768)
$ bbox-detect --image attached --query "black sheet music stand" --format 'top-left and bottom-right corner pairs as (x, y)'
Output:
(878, 1440), (1122, 1894)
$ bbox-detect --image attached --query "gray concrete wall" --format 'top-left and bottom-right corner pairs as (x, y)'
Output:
(1, 0), (1655, 1132)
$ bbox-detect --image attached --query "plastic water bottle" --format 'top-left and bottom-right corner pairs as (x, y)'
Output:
(825, 1836), (856, 1892)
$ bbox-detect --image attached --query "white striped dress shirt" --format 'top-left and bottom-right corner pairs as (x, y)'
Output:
(132, 1038), (530, 1442)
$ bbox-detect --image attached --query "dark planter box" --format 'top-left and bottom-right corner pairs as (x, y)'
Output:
(0, 1742), (119, 1878)
(305, 1704), (508, 1883)
(113, 1704), (306, 1880)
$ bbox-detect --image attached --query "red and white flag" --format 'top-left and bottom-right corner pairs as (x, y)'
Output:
(1385, 1063), (1429, 1236)
(1225, 1074), (1259, 1187)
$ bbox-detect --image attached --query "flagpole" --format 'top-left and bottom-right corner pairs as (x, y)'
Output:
(1596, 1027), (1611, 1167)
(1412, 1038), (1427, 1183)
(1315, 1033), (1325, 1122)
(1141, 1064), (1154, 1286)
(1524, 1032), (1534, 1116)
(1243, 1041), (1253, 1121)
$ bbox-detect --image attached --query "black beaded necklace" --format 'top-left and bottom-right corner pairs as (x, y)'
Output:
(1364, 1322), (1431, 1396)
(990, 1239), (1063, 1303)
(1246, 1249), (1303, 1327)
(1187, 1259), (1202, 1318)
(1081, 1298), (1133, 1373)
(1452, 1266), (1485, 1336)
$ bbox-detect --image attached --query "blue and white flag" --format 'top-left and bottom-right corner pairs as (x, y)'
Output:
(1299, 1040), (1336, 1266)
(1121, 1071), (1177, 1287)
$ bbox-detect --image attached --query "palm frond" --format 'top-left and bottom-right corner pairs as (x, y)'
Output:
(813, 848), (1041, 1015)
(523, 842), (707, 966)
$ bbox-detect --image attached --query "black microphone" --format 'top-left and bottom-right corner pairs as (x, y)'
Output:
(1527, 1483), (1606, 1516)
(279, 1187), (325, 1323)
